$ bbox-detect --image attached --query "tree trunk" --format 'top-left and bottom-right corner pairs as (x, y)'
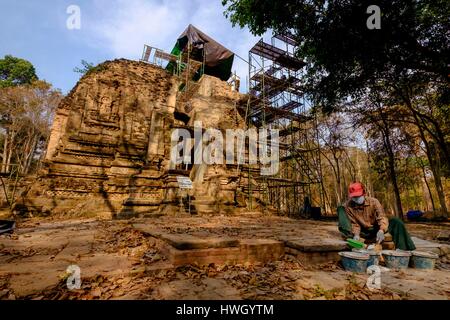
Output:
(428, 147), (448, 217)
(333, 153), (342, 204)
(400, 89), (448, 217)
(420, 162), (435, 212)
(365, 140), (374, 197)
(19, 133), (32, 174)
(1, 129), (8, 173)
(412, 182), (418, 209)
(380, 123), (404, 219)
(388, 154), (404, 219)
(6, 136), (12, 173)
(413, 114), (448, 217)
(24, 136), (38, 174)
(321, 151), (340, 207)
(5, 128), (17, 174)
(319, 174), (332, 214)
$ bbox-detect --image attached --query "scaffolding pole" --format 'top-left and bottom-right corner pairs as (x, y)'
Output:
(243, 34), (324, 217)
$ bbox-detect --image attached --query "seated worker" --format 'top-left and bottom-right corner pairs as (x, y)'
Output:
(337, 182), (416, 251)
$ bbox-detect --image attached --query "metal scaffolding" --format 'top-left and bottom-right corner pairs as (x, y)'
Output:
(140, 43), (204, 114)
(140, 35), (325, 217)
(243, 33), (325, 216)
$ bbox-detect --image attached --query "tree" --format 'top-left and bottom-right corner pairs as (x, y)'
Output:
(223, 0), (449, 110)
(317, 113), (357, 207)
(351, 99), (406, 218)
(0, 55), (38, 88)
(350, 85), (448, 218)
(224, 0), (449, 217)
(0, 80), (62, 175)
(74, 60), (105, 76)
(366, 81), (449, 217)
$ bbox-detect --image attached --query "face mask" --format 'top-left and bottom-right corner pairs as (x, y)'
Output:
(352, 196), (365, 205)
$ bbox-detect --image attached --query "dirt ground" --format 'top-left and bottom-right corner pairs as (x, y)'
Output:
(0, 216), (449, 300)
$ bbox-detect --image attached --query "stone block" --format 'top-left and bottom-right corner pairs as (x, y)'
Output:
(159, 234), (240, 250)
(156, 236), (284, 267)
(285, 247), (341, 265)
(239, 239), (285, 263)
(284, 238), (348, 252)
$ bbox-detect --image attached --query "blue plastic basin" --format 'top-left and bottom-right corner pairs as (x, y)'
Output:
(339, 251), (370, 273)
(352, 248), (379, 266)
(382, 250), (411, 269)
(411, 251), (439, 269)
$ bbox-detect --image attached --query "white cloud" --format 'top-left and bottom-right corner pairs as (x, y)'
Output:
(87, 0), (186, 58)
(85, 0), (271, 91)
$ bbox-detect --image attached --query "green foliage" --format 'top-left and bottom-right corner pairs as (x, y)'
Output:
(0, 55), (38, 88)
(222, 0), (450, 111)
(224, 0), (449, 216)
(73, 60), (105, 76)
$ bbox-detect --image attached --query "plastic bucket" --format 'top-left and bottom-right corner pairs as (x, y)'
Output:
(339, 251), (370, 273)
(411, 251), (439, 270)
(382, 250), (411, 269)
(352, 248), (379, 266)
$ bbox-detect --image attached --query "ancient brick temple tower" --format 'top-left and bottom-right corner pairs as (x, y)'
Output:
(17, 59), (259, 217)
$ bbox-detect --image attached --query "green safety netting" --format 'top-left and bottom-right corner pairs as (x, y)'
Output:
(166, 24), (234, 81)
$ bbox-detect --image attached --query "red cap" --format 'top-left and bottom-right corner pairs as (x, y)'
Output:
(348, 182), (365, 197)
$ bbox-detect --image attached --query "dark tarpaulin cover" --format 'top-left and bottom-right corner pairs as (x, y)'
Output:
(169, 24), (234, 81)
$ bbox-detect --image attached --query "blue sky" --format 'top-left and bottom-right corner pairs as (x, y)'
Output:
(0, 0), (269, 93)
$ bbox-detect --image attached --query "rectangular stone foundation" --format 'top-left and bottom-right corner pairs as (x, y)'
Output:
(161, 239), (285, 267)
(134, 222), (350, 267)
(283, 238), (348, 265)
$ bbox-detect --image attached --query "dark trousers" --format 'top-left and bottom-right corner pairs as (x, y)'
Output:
(337, 206), (416, 251)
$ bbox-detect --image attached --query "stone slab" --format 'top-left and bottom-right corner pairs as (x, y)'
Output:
(161, 234), (240, 250)
(411, 236), (445, 256)
(411, 236), (443, 249)
(283, 238), (348, 252)
(165, 246), (242, 266)
(162, 238), (285, 267)
(239, 239), (285, 263)
(133, 224), (239, 250)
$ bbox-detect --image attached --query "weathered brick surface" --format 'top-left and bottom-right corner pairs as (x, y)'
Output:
(161, 238), (285, 267)
(285, 247), (341, 265)
(284, 238), (348, 252)
(160, 234), (240, 250)
(134, 223), (240, 250)
(239, 239), (284, 263)
(16, 59), (262, 217)
(170, 247), (243, 266)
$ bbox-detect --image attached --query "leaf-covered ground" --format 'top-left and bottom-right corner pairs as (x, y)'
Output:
(1, 217), (449, 300)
